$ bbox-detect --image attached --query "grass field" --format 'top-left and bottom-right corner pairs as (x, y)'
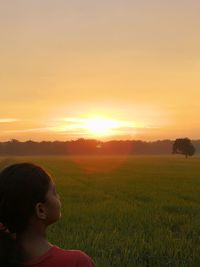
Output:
(0, 155), (200, 267)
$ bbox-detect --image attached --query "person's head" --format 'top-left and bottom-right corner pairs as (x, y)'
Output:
(0, 162), (61, 267)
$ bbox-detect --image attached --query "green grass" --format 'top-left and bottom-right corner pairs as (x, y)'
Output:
(1, 155), (200, 267)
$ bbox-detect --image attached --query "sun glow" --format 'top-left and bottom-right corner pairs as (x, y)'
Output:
(84, 117), (121, 136)
(54, 116), (137, 138)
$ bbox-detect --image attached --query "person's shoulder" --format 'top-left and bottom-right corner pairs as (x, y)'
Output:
(52, 246), (95, 267)
(73, 250), (95, 267)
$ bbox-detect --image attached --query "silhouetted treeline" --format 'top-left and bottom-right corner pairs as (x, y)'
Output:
(0, 138), (199, 156)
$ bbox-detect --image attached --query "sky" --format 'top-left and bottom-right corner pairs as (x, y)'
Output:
(0, 0), (200, 141)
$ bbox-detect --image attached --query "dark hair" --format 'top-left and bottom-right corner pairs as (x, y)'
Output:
(0, 163), (52, 267)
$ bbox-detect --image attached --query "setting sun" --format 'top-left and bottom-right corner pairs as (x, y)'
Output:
(84, 117), (121, 136)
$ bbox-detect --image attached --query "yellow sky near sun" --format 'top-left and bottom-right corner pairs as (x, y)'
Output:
(0, 0), (200, 141)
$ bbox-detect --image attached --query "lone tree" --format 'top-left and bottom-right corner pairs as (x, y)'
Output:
(173, 138), (195, 158)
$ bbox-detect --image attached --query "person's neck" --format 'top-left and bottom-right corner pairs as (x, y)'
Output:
(18, 228), (53, 262)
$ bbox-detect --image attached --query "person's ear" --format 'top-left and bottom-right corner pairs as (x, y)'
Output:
(35, 202), (47, 220)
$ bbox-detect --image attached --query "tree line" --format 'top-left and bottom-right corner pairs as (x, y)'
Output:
(0, 138), (198, 156)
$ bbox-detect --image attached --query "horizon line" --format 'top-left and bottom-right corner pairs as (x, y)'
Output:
(1, 138), (199, 143)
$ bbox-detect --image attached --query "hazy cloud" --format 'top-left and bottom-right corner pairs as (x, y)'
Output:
(0, 118), (20, 123)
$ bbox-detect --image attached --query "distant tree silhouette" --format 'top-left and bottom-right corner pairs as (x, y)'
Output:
(173, 138), (195, 158)
(0, 138), (198, 156)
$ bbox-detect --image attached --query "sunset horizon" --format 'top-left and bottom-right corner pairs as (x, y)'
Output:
(1, 1), (200, 142)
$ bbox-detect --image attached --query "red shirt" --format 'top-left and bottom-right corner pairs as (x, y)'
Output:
(22, 245), (95, 267)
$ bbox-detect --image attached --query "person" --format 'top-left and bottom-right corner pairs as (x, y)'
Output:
(0, 162), (95, 267)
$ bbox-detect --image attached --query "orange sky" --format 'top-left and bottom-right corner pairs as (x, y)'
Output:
(1, 1), (200, 141)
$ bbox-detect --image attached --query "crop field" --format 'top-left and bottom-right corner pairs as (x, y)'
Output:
(0, 155), (200, 267)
